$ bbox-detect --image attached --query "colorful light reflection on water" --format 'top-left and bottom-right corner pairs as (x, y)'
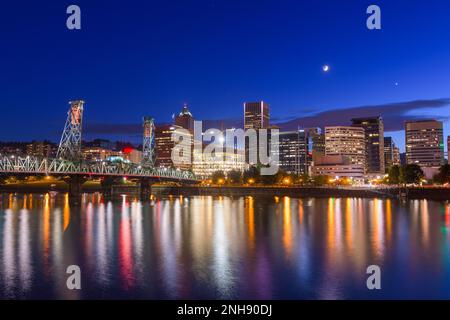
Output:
(0, 193), (449, 299)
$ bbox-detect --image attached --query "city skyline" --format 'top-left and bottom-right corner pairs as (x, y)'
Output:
(0, 98), (443, 155)
(2, 99), (444, 179)
(2, 1), (450, 153)
(2, 1), (450, 304)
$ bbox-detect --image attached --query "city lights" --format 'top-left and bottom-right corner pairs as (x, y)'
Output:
(1, 0), (450, 308)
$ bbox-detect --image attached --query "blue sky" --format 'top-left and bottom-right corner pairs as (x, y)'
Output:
(1, 0), (450, 152)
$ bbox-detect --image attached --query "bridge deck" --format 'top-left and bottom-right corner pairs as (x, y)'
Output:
(0, 156), (197, 182)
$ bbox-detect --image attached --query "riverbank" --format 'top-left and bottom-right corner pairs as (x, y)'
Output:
(2, 183), (450, 200)
(0, 180), (100, 193)
(152, 185), (450, 200)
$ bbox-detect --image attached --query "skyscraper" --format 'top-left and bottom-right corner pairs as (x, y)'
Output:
(243, 101), (270, 165)
(393, 145), (400, 166)
(312, 126), (365, 181)
(325, 126), (366, 167)
(405, 120), (444, 167)
(384, 136), (394, 172)
(174, 103), (194, 133)
(155, 124), (177, 168)
(272, 130), (309, 175)
(351, 116), (384, 175)
(155, 124), (192, 170)
(447, 135), (450, 162)
(244, 101), (269, 130)
(310, 128), (325, 162)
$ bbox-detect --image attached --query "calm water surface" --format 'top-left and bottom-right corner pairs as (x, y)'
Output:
(0, 193), (449, 299)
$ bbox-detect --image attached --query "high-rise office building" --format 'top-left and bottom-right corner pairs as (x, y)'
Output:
(400, 152), (407, 166)
(312, 126), (365, 181)
(155, 124), (192, 170)
(155, 124), (176, 167)
(272, 130), (309, 175)
(384, 136), (394, 172)
(243, 101), (270, 165)
(351, 116), (384, 174)
(325, 126), (366, 167)
(405, 120), (444, 167)
(174, 103), (194, 133)
(393, 145), (400, 166)
(447, 136), (450, 162)
(244, 101), (269, 130)
(310, 128), (325, 162)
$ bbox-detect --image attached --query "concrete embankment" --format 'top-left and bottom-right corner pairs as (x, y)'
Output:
(151, 186), (450, 201)
(2, 184), (450, 201)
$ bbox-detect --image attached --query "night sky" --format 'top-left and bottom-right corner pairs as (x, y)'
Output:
(1, 0), (450, 152)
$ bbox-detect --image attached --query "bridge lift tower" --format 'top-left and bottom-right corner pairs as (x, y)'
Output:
(56, 100), (85, 162)
(142, 116), (156, 167)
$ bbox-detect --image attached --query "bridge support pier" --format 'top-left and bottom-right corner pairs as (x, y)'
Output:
(139, 178), (153, 200)
(0, 174), (6, 187)
(100, 176), (121, 197)
(64, 175), (87, 204)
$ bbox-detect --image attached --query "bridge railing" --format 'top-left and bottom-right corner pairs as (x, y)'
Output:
(0, 155), (196, 181)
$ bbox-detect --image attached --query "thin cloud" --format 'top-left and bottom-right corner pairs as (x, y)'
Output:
(84, 123), (142, 135)
(274, 98), (450, 132)
(83, 98), (450, 138)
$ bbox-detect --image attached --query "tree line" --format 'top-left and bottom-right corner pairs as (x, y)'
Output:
(208, 163), (450, 186)
(386, 164), (450, 185)
(207, 166), (340, 186)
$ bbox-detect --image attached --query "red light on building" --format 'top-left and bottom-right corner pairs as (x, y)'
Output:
(122, 147), (133, 154)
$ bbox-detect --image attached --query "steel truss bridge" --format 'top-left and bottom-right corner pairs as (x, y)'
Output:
(0, 156), (195, 181)
(0, 100), (197, 198)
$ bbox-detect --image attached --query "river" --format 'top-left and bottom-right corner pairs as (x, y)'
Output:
(0, 193), (449, 299)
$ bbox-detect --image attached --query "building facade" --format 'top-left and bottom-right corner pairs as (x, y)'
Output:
(244, 101), (269, 130)
(122, 148), (143, 164)
(82, 146), (142, 164)
(0, 142), (27, 156)
(312, 155), (365, 181)
(82, 147), (114, 162)
(155, 124), (192, 170)
(26, 141), (55, 158)
(384, 136), (394, 172)
(192, 146), (245, 179)
(384, 136), (400, 169)
(447, 135), (450, 162)
(243, 101), (270, 166)
(272, 130), (309, 175)
(155, 124), (178, 167)
(393, 145), (400, 166)
(310, 129), (325, 157)
(174, 103), (194, 133)
(309, 128), (325, 174)
(351, 116), (384, 174)
(324, 126), (366, 168)
(405, 120), (444, 167)
(314, 126), (366, 180)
